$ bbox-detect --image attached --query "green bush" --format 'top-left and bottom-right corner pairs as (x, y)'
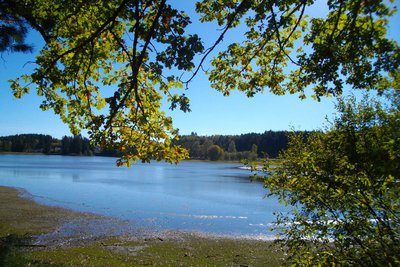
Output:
(265, 93), (400, 266)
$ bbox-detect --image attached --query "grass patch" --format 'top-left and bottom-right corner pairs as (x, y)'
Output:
(15, 238), (284, 267)
(134, 237), (283, 266)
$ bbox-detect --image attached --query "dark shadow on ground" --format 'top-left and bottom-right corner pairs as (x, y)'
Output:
(0, 234), (62, 267)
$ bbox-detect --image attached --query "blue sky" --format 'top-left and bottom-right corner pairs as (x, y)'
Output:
(0, 1), (399, 138)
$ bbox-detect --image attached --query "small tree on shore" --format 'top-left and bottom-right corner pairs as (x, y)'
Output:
(207, 145), (224, 161)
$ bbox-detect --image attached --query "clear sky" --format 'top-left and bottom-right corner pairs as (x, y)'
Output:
(0, 1), (399, 138)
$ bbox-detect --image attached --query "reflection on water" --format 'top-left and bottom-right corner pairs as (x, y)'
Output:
(0, 154), (290, 238)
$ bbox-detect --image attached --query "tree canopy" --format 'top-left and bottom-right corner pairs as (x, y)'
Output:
(198, 0), (399, 98)
(1, 0), (399, 165)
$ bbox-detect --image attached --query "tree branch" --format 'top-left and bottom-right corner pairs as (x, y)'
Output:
(40, 0), (129, 80)
(183, 0), (250, 86)
(106, 0), (167, 128)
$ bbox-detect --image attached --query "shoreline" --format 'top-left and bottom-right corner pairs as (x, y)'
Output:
(0, 185), (285, 266)
(0, 152), (274, 164)
(16, 185), (276, 242)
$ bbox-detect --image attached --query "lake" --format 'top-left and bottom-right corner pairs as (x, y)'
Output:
(0, 154), (289, 239)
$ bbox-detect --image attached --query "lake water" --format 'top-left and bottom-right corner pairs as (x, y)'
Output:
(0, 154), (289, 238)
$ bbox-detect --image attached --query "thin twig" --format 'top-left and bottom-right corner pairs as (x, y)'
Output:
(183, 0), (250, 87)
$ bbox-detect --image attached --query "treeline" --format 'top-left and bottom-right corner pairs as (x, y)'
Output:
(0, 131), (310, 160)
(0, 134), (54, 154)
(60, 135), (93, 155)
(0, 134), (93, 155)
(175, 131), (310, 160)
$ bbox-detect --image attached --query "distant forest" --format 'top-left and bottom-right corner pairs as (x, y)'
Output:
(0, 134), (93, 156)
(175, 131), (308, 160)
(0, 131), (310, 160)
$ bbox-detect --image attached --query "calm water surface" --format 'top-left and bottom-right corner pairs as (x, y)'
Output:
(0, 154), (289, 238)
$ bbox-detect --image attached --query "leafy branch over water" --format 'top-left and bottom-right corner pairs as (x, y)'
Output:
(2, 0), (399, 164)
